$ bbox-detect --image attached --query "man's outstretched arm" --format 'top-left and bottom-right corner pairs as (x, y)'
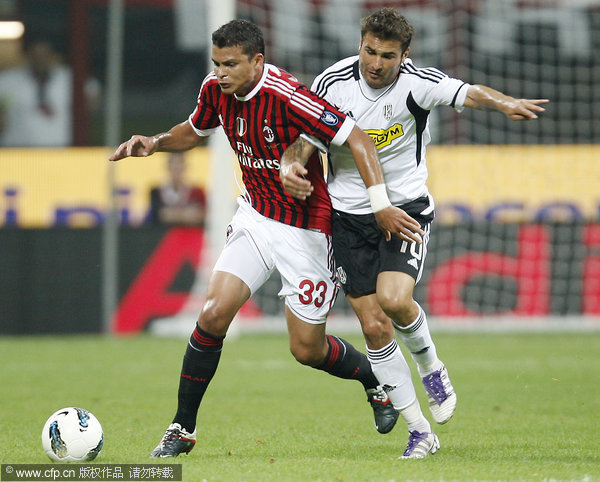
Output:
(464, 84), (549, 121)
(109, 121), (207, 161)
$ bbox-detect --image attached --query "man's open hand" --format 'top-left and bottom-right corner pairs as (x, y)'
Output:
(375, 206), (424, 243)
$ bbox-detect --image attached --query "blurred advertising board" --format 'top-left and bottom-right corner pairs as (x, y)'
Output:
(1, 224), (599, 334)
(0, 147), (212, 227)
(1, 145), (599, 227)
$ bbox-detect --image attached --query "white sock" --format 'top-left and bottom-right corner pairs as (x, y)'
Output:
(394, 303), (442, 377)
(399, 399), (431, 434)
(366, 339), (417, 410)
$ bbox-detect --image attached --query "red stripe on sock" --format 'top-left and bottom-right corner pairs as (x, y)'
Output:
(192, 327), (223, 347)
(322, 334), (340, 371)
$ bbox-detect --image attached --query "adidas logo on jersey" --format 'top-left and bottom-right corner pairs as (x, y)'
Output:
(407, 258), (419, 270)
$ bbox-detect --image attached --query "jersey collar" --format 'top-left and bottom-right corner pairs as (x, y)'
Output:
(357, 61), (400, 102)
(234, 64), (274, 102)
(358, 73), (398, 102)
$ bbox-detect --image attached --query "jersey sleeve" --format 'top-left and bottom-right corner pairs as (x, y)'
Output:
(415, 71), (470, 112)
(286, 85), (355, 147)
(188, 73), (221, 137)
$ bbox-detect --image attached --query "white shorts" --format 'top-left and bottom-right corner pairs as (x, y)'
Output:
(213, 198), (339, 324)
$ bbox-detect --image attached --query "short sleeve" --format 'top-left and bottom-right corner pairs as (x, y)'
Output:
(415, 74), (470, 112)
(286, 85), (355, 148)
(188, 74), (221, 137)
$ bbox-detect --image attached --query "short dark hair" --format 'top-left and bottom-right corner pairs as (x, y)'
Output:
(212, 19), (265, 59)
(360, 8), (414, 53)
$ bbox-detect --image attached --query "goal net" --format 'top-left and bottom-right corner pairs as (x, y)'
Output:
(238, 0), (598, 145)
(151, 0), (600, 335)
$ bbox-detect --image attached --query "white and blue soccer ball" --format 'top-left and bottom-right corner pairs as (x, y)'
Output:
(41, 407), (104, 462)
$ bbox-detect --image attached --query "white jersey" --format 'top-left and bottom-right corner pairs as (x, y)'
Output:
(311, 56), (469, 214)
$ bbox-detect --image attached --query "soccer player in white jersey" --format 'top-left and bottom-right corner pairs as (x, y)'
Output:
(280, 8), (549, 459)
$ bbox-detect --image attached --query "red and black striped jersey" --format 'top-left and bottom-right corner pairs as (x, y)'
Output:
(188, 64), (355, 234)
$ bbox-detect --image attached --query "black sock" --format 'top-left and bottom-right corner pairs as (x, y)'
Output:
(172, 325), (224, 432)
(316, 334), (379, 390)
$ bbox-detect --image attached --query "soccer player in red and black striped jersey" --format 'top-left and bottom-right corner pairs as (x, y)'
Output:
(109, 19), (423, 457)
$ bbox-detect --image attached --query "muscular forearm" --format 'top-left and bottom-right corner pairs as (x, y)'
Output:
(464, 85), (514, 113)
(464, 84), (549, 120)
(346, 126), (395, 213)
(346, 126), (385, 188)
(109, 120), (206, 161)
(153, 121), (207, 152)
(280, 135), (316, 167)
(279, 136), (317, 200)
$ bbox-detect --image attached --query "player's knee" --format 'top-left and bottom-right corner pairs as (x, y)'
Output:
(360, 312), (391, 339)
(198, 300), (234, 337)
(376, 288), (413, 321)
(289, 342), (323, 367)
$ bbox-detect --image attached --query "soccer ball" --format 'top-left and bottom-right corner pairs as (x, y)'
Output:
(41, 407), (104, 462)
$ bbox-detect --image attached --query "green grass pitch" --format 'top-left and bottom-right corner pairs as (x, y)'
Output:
(1, 331), (599, 481)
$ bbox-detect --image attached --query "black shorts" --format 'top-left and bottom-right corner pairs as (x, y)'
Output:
(332, 196), (434, 296)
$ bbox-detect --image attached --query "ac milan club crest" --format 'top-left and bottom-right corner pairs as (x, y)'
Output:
(262, 125), (275, 142)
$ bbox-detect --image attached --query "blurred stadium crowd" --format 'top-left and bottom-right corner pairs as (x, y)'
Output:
(0, 0), (597, 146)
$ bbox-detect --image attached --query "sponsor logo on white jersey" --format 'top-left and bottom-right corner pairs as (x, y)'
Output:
(364, 123), (404, 149)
